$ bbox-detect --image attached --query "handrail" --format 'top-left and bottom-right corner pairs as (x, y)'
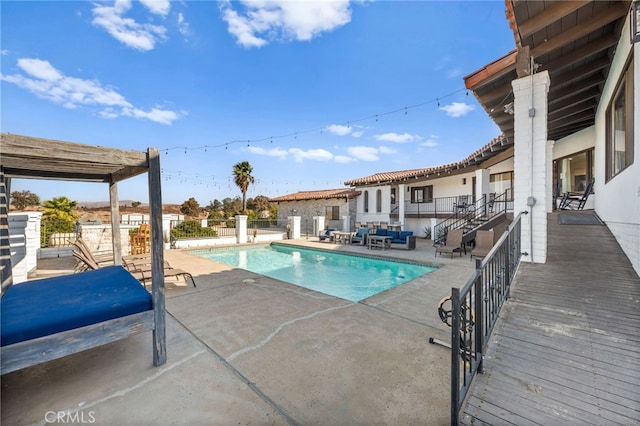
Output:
(433, 190), (510, 246)
(449, 210), (527, 425)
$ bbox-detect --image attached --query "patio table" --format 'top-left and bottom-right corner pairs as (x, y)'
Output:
(332, 231), (353, 244)
(367, 235), (391, 250)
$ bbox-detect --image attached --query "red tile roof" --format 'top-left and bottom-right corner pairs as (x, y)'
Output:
(343, 134), (510, 186)
(270, 188), (360, 202)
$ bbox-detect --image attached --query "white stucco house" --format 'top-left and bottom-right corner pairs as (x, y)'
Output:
(462, 1), (639, 274)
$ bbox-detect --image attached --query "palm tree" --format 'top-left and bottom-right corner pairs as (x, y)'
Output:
(232, 161), (255, 213)
(42, 196), (78, 222)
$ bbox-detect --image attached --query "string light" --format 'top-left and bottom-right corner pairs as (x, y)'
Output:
(158, 87), (467, 154)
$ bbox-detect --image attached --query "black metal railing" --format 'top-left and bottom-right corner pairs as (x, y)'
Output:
(40, 219), (77, 248)
(400, 194), (475, 217)
(247, 219), (288, 239)
(433, 190), (511, 246)
(449, 211), (526, 425)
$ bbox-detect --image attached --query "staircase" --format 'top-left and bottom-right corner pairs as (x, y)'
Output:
(433, 191), (510, 247)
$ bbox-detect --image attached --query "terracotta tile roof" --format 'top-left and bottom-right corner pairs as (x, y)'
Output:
(270, 188), (360, 202)
(343, 134), (511, 186)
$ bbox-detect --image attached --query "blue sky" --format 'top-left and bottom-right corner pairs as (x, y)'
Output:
(1, 0), (514, 206)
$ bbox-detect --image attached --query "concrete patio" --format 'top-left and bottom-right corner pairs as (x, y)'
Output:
(2, 238), (477, 425)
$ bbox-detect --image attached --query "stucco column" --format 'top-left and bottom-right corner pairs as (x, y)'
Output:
(475, 168), (490, 207)
(512, 70), (551, 263)
(398, 184), (406, 229)
(236, 215), (248, 244)
(341, 215), (350, 232)
(313, 216), (325, 237)
(288, 216), (301, 239)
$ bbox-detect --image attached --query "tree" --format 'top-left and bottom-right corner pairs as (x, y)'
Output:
(180, 197), (201, 217)
(42, 196), (78, 222)
(131, 201), (142, 208)
(247, 195), (271, 213)
(10, 190), (40, 210)
(232, 161), (255, 213)
(222, 197), (243, 218)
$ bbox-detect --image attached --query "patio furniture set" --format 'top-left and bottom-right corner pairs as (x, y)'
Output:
(319, 227), (416, 250)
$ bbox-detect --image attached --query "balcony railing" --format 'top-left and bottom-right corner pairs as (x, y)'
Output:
(448, 210), (526, 425)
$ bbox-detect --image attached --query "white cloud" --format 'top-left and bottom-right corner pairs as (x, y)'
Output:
(351, 131), (363, 138)
(420, 135), (438, 148)
(334, 155), (355, 163)
(439, 102), (475, 118)
(374, 132), (419, 143)
(139, 0), (170, 17)
(1, 58), (182, 125)
(446, 68), (462, 79)
(1, 49), (9, 55)
(221, 0), (352, 48)
(247, 146), (288, 159)
(420, 139), (438, 148)
(289, 148), (333, 162)
(177, 12), (191, 37)
(378, 146), (397, 154)
(347, 146), (379, 162)
(325, 124), (352, 136)
(92, 0), (167, 51)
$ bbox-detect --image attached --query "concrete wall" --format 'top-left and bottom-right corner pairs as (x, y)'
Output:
(8, 212), (41, 283)
(593, 14), (640, 275)
(79, 224), (138, 257)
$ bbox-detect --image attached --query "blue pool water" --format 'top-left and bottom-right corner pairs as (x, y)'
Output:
(189, 244), (436, 302)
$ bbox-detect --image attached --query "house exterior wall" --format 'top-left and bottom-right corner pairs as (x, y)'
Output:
(593, 15), (640, 275)
(357, 185), (393, 223)
(275, 198), (356, 232)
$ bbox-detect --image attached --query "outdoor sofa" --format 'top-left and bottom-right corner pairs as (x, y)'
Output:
(371, 228), (416, 250)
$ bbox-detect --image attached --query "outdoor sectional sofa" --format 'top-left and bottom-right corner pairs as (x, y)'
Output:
(372, 228), (416, 250)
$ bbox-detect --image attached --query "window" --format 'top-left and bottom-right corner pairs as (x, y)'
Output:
(410, 185), (433, 203)
(390, 188), (396, 205)
(376, 190), (382, 213)
(325, 206), (339, 220)
(554, 149), (594, 194)
(364, 191), (369, 213)
(606, 54), (634, 181)
(490, 172), (513, 200)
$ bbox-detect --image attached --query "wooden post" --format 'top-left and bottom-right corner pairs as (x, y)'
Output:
(109, 180), (122, 265)
(147, 147), (166, 366)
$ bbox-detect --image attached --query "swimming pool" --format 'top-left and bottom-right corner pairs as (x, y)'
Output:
(189, 244), (436, 302)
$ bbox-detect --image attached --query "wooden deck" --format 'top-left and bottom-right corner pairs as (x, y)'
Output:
(461, 212), (640, 425)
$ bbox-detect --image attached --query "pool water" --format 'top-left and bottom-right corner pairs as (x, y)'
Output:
(189, 244), (436, 302)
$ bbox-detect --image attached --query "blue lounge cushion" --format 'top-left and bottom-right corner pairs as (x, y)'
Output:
(1, 266), (152, 347)
(399, 231), (413, 239)
(375, 228), (388, 236)
(387, 230), (400, 240)
(355, 228), (369, 237)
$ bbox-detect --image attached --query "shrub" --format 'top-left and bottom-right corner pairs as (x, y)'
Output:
(170, 220), (217, 239)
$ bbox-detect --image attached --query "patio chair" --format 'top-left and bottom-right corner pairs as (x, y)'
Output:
(435, 229), (465, 258)
(318, 228), (335, 242)
(350, 227), (370, 245)
(559, 178), (594, 210)
(453, 195), (469, 213)
(470, 230), (494, 261)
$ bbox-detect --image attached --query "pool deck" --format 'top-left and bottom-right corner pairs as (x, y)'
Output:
(2, 238), (476, 425)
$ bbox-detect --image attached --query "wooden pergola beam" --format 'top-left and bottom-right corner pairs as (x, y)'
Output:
(518, 1), (591, 39)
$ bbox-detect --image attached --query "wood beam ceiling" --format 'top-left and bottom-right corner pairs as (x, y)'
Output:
(517, 1), (591, 39)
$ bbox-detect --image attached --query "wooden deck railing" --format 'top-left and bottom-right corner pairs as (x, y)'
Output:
(449, 210), (527, 425)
